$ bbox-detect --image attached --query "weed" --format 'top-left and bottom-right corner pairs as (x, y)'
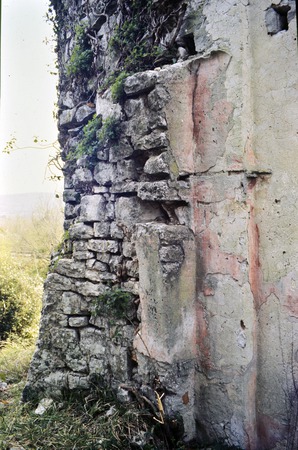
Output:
(0, 338), (36, 383)
(68, 114), (121, 160)
(66, 23), (93, 77)
(92, 287), (133, 320)
(110, 71), (130, 103)
(97, 116), (121, 146)
(107, 0), (184, 78)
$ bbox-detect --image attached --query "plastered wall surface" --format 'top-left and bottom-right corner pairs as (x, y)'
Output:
(24, 0), (298, 448)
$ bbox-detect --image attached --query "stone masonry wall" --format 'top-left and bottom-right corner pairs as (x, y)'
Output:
(25, 1), (298, 448)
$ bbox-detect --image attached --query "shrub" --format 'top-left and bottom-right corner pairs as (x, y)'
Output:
(110, 71), (130, 103)
(66, 23), (93, 77)
(97, 116), (121, 145)
(0, 252), (42, 341)
(0, 338), (36, 383)
(75, 114), (103, 158)
(92, 288), (133, 320)
(70, 114), (121, 160)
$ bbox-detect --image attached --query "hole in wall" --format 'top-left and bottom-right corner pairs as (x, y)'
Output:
(240, 320), (246, 330)
(265, 2), (292, 35)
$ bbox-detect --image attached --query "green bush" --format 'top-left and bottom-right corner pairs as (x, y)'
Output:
(0, 338), (36, 383)
(110, 71), (130, 103)
(75, 114), (103, 158)
(92, 288), (133, 320)
(67, 23), (93, 77)
(0, 252), (42, 341)
(97, 116), (121, 145)
(69, 114), (121, 160)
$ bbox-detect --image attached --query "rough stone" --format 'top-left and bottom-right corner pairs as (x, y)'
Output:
(124, 71), (157, 96)
(94, 162), (115, 186)
(68, 316), (89, 327)
(69, 223), (94, 240)
(115, 197), (164, 226)
(26, 1), (298, 448)
(143, 152), (170, 175)
(87, 239), (119, 253)
(80, 195), (106, 222)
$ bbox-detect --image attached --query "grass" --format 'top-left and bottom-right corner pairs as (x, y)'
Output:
(0, 340), (177, 449)
(0, 340), (241, 449)
(0, 338), (36, 383)
(0, 383), (156, 449)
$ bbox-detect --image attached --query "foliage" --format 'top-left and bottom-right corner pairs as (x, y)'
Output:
(111, 71), (130, 103)
(74, 114), (103, 158)
(0, 200), (64, 278)
(0, 252), (42, 341)
(69, 114), (121, 160)
(0, 338), (36, 383)
(0, 381), (181, 450)
(93, 288), (133, 320)
(108, 0), (184, 75)
(0, 201), (63, 342)
(66, 23), (93, 77)
(97, 116), (121, 146)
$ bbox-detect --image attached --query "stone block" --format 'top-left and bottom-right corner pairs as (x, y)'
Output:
(63, 189), (80, 203)
(75, 281), (106, 296)
(137, 181), (184, 201)
(68, 316), (89, 327)
(75, 104), (95, 124)
(64, 203), (76, 219)
(68, 374), (89, 390)
(86, 260), (109, 272)
(109, 139), (134, 162)
(87, 239), (119, 253)
(159, 245), (184, 263)
(122, 241), (136, 258)
(94, 222), (110, 238)
(96, 253), (111, 263)
(72, 167), (93, 190)
(69, 223), (94, 239)
(106, 201), (115, 220)
(80, 328), (106, 355)
(143, 152), (170, 175)
(94, 162), (115, 186)
(55, 258), (86, 278)
(80, 195), (106, 222)
(59, 107), (76, 128)
(132, 130), (168, 151)
(116, 159), (138, 181)
(124, 71), (157, 96)
(45, 273), (73, 291)
(61, 292), (86, 315)
(110, 223), (124, 239)
(124, 98), (145, 119)
(147, 86), (170, 111)
(109, 181), (138, 194)
(96, 90), (122, 120)
(109, 255), (123, 274)
(115, 197), (164, 226)
(50, 328), (78, 351)
(96, 147), (109, 161)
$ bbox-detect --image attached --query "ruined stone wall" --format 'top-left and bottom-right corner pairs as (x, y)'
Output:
(25, 0), (298, 448)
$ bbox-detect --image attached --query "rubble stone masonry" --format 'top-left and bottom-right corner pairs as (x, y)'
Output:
(24, 0), (298, 448)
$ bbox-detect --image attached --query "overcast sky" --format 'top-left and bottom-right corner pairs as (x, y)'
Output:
(0, 0), (63, 196)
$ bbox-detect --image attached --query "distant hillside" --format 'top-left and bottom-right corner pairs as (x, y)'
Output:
(0, 193), (62, 219)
